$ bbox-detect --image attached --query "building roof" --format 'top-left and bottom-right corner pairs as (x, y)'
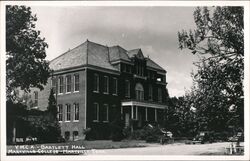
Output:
(49, 40), (166, 72)
(49, 40), (118, 71)
(146, 58), (166, 72)
(108, 45), (130, 62)
(127, 49), (144, 59)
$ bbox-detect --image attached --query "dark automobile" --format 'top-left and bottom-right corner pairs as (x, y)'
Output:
(192, 131), (214, 144)
(228, 132), (244, 142)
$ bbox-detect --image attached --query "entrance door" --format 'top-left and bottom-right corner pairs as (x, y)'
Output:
(125, 113), (130, 127)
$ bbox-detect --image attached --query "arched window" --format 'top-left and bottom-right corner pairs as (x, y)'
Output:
(135, 83), (144, 100)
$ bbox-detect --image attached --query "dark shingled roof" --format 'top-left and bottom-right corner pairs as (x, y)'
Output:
(108, 45), (130, 62)
(49, 40), (118, 71)
(49, 42), (88, 71)
(146, 58), (166, 72)
(49, 40), (166, 72)
(127, 49), (141, 58)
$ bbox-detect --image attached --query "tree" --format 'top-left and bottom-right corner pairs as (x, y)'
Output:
(45, 89), (61, 143)
(6, 5), (50, 101)
(178, 7), (244, 132)
(47, 89), (57, 118)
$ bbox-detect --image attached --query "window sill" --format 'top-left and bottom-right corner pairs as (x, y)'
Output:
(112, 94), (118, 96)
(93, 91), (99, 93)
(65, 121), (71, 122)
(93, 120), (99, 122)
(73, 120), (79, 122)
(58, 93), (63, 95)
(103, 92), (109, 95)
(59, 121), (63, 123)
(103, 121), (109, 123)
(65, 92), (71, 95)
(73, 91), (79, 93)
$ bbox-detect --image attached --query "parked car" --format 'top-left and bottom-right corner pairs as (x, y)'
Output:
(228, 132), (244, 142)
(159, 129), (173, 145)
(192, 131), (214, 144)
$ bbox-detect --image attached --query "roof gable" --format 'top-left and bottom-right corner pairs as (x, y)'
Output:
(128, 49), (144, 59)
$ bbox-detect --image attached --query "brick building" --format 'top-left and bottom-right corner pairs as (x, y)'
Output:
(30, 40), (168, 141)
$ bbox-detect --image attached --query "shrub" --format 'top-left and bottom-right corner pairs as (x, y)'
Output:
(124, 124), (164, 143)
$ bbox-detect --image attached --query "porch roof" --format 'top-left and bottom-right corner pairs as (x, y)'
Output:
(121, 100), (167, 109)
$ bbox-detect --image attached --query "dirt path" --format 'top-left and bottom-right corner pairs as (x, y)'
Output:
(91, 142), (241, 155)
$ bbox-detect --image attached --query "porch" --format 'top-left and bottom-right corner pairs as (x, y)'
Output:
(121, 100), (167, 129)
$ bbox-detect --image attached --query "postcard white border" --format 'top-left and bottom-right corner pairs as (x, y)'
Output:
(1, 1), (249, 161)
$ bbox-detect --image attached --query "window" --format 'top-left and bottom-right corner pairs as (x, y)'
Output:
(113, 78), (118, 95)
(103, 76), (109, 94)
(74, 74), (79, 92)
(148, 85), (153, 101)
(93, 103), (99, 121)
(58, 104), (63, 121)
(135, 83), (144, 100)
(66, 104), (71, 121)
(158, 88), (162, 102)
(66, 75), (71, 93)
(74, 103), (79, 121)
(125, 80), (130, 97)
(93, 74), (99, 92)
(136, 62), (144, 76)
(51, 78), (56, 93)
(65, 131), (70, 141)
(59, 76), (64, 94)
(73, 131), (79, 141)
(103, 104), (109, 122)
(34, 91), (38, 107)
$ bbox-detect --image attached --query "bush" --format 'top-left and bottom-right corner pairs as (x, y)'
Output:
(124, 124), (164, 143)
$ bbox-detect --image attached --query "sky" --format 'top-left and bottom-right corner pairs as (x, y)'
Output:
(31, 6), (200, 97)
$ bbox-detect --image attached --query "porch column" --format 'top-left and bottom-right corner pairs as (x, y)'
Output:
(155, 108), (157, 122)
(145, 107), (148, 121)
(136, 106), (138, 120)
(131, 105), (134, 119)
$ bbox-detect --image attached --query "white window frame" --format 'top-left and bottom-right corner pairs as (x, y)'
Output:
(58, 76), (64, 94)
(103, 76), (109, 94)
(74, 103), (79, 122)
(58, 104), (63, 122)
(93, 103), (99, 122)
(66, 104), (71, 122)
(51, 78), (56, 94)
(74, 74), (80, 92)
(93, 74), (99, 93)
(66, 75), (71, 94)
(103, 104), (109, 122)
